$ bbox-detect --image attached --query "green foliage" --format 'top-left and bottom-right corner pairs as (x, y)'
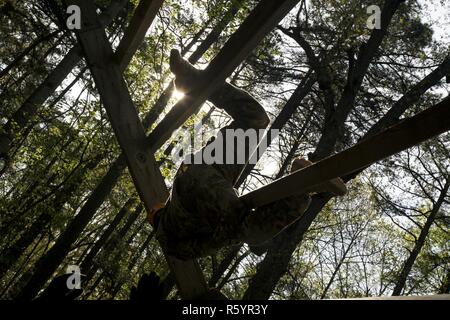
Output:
(0, 0), (448, 300)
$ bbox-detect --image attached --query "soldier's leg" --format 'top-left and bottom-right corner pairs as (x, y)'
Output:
(240, 194), (311, 245)
(170, 49), (269, 184)
(241, 157), (346, 251)
(159, 163), (251, 260)
(170, 49), (270, 130)
(232, 158), (315, 246)
(161, 165), (311, 260)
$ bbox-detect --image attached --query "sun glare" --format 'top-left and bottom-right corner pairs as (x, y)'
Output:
(172, 89), (185, 100)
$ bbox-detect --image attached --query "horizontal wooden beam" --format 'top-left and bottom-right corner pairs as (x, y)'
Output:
(241, 96), (450, 208)
(147, 0), (300, 152)
(115, 0), (165, 70)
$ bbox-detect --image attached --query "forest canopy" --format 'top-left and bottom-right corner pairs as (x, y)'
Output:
(0, 0), (449, 300)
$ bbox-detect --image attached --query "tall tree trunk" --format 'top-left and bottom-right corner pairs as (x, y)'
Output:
(14, 164), (127, 300)
(84, 273), (105, 299)
(127, 230), (156, 272)
(0, 156), (100, 279)
(439, 270), (450, 294)
(275, 108), (314, 180)
(320, 234), (360, 299)
(209, 245), (242, 288)
(216, 250), (250, 290)
(0, 233), (45, 298)
(80, 198), (136, 274)
(0, 47), (82, 160)
(89, 206), (144, 298)
(84, 204), (143, 285)
(187, 0), (243, 64)
(310, 0), (405, 161)
(392, 182), (449, 296)
(242, 195), (330, 300)
(0, 30), (60, 79)
(234, 73), (316, 187)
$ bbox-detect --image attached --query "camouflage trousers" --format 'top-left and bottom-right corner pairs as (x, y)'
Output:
(156, 82), (311, 260)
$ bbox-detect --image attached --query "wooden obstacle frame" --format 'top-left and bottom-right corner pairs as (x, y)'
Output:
(65, 0), (450, 300)
(67, 0), (300, 299)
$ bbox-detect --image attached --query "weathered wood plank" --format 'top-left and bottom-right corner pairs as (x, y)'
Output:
(115, 0), (165, 70)
(115, 0), (209, 299)
(241, 97), (450, 208)
(69, 0), (168, 209)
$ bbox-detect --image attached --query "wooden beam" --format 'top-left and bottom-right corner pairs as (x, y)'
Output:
(147, 0), (300, 152)
(241, 97), (450, 208)
(67, 0), (208, 299)
(115, 0), (165, 70)
(69, 0), (168, 211)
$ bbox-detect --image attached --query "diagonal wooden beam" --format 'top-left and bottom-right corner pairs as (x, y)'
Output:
(241, 96), (450, 208)
(68, 0), (168, 210)
(115, 0), (165, 70)
(147, 0), (300, 152)
(67, 0), (208, 299)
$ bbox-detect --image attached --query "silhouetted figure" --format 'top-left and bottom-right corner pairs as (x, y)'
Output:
(35, 274), (85, 301)
(148, 49), (347, 261)
(130, 272), (164, 301)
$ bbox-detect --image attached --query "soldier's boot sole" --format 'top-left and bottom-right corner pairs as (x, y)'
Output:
(291, 157), (347, 196)
(169, 49), (202, 93)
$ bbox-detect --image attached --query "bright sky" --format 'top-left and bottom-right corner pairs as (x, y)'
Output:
(418, 0), (450, 42)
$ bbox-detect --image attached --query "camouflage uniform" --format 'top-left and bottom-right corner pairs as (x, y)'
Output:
(155, 51), (311, 260)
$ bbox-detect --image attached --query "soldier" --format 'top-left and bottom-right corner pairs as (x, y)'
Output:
(147, 49), (346, 260)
